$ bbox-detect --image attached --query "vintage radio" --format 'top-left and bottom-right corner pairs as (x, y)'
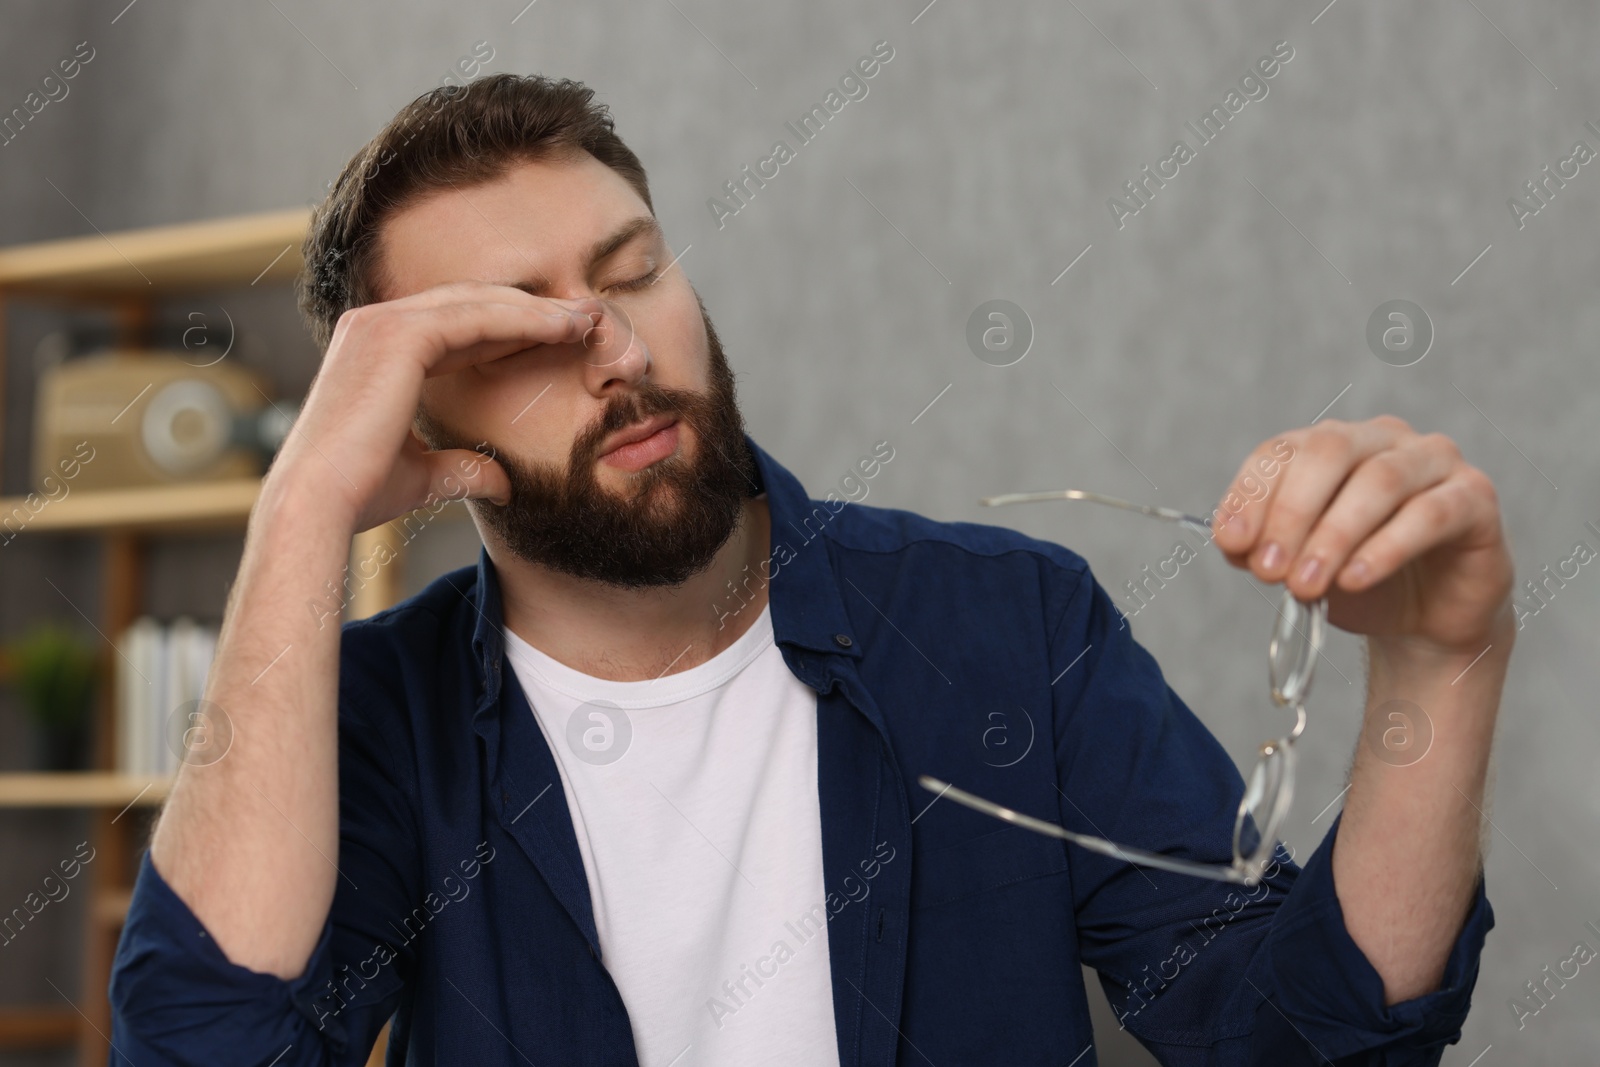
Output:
(32, 349), (294, 492)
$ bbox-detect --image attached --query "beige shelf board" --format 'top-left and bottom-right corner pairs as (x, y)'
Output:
(0, 772), (172, 807)
(0, 207), (311, 297)
(0, 477), (260, 533)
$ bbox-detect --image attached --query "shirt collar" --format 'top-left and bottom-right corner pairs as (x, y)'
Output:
(468, 432), (862, 704)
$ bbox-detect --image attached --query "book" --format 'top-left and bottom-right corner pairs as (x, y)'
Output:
(114, 616), (219, 775)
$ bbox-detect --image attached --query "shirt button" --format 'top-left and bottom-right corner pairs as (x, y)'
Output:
(834, 633), (853, 648)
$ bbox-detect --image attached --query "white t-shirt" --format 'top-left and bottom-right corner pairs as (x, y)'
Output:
(503, 603), (842, 1067)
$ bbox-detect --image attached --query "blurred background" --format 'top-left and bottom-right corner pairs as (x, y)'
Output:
(0, 1), (1595, 1064)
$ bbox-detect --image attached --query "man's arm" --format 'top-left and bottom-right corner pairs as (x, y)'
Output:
(140, 285), (597, 981)
(1333, 613), (1512, 1004)
(146, 470), (354, 978)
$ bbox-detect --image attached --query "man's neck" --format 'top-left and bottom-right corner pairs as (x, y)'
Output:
(487, 495), (773, 682)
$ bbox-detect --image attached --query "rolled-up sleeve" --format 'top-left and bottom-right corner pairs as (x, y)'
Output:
(108, 854), (352, 1066)
(109, 633), (423, 1067)
(1257, 821), (1492, 1063)
(1047, 561), (1494, 1065)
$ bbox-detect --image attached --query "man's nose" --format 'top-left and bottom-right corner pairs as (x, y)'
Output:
(576, 298), (651, 392)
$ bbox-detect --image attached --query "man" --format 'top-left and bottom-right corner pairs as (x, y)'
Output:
(109, 73), (1514, 1066)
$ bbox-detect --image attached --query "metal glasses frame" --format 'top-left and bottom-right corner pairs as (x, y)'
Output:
(918, 489), (1328, 886)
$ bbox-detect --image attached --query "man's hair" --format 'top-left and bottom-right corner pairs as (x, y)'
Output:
(296, 73), (654, 351)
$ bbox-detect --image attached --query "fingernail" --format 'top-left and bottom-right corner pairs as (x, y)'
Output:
(1343, 559), (1370, 587)
(1222, 512), (1245, 536)
(1295, 556), (1321, 587)
(1259, 542), (1285, 572)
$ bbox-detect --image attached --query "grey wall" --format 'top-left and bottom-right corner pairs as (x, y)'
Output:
(2, 0), (1597, 1063)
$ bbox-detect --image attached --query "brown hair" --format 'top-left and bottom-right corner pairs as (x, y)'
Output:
(296, 73), (654, 351)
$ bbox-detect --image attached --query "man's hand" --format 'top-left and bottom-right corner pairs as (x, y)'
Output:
(273, 280), (603, 533)
(1207, 414), (1517, 1005)
(1208, 414), (1515, 655)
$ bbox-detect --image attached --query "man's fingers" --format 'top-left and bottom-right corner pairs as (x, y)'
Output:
(331, 289), (605, 379)
(387, 281), (603, 331)
(382, 279), (601, 319)
(407, 301), (598, 377)
(1330, 474), (1483, 594)
(1284, 434), (1460, 599)
(1211, 416), (1413, 576)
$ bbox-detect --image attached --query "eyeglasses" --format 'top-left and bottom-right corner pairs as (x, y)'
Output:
(919, 489), (1327, 886)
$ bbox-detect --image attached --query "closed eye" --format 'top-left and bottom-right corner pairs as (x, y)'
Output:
(608, 270), (660, 293)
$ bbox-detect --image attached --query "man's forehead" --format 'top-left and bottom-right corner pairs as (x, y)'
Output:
(375, 154), (651, 299)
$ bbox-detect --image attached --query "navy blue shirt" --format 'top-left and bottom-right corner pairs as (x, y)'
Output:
(109, 434), (1492, 1066)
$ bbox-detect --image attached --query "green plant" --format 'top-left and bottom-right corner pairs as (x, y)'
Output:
(7, 623), (96, 733)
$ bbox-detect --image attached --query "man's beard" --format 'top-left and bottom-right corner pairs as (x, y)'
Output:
(420, 298), (759, 589)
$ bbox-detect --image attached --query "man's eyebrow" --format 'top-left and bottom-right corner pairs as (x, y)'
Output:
(508, 215), (664, 297)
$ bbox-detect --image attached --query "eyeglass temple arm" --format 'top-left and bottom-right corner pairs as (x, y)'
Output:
(980, 490), (1214, 531)
(981, 489), (1327, 672)
(918, 776), (1254, 885)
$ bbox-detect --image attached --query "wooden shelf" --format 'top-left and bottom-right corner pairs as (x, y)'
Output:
(0, 773), (171, 807)
(0, 207), (311, 297)
(0, 1006), (77, 1048)
(0, 479), (481, 537)
(0, 477), (260, 534)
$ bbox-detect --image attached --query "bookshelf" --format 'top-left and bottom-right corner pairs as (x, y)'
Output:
(0, 208), (397, 1067)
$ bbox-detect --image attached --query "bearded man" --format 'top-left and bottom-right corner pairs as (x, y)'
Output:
(110, 73), (1513, 1067)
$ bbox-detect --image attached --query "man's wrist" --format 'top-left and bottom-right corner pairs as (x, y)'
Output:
(257, 457), (361, 537)
(1366, 606), (1516, 690)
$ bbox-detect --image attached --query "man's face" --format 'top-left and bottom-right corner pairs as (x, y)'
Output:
(374, 152), (757, 587)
